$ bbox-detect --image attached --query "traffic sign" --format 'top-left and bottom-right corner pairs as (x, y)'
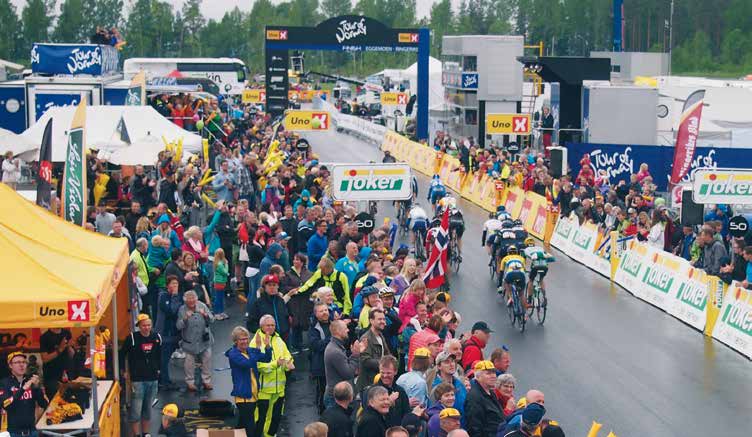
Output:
(729, 215), (749, 238)
(486, 114), (531, 135)
(381, 92), (408, 106)
(331, 163), (413, 201)
(242, 89), (266, 104)
(284, 110), (330, 130)
(354, 212), (375, 234)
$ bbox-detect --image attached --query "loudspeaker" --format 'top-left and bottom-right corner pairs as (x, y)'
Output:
(681, 190), (704, 226)
(549, 147), (568, 178)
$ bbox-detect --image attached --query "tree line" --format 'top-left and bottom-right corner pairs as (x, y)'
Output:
(0, 0), (750, 78)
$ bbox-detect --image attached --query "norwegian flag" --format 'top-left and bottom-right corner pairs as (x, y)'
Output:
(423, 208), (449, 289)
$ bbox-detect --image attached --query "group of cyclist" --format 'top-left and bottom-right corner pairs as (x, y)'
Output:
(387, 154), (554, 317)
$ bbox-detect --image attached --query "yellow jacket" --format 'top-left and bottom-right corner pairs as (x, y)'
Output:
(255, 329), (293, 398)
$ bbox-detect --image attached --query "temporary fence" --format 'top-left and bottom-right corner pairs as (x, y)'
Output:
(374, 128), (751, 360)
(313, 96), (387, 145)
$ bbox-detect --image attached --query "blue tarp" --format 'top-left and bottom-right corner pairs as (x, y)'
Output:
(31, 43), (119, 76)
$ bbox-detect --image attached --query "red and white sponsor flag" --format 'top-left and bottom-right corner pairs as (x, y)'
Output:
(670, 90), (705, 185)
(422, 208), (449, 289)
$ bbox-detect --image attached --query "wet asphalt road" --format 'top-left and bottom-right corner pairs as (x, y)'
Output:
(305, 128), (751, 437)
(149, 128), (751, 437)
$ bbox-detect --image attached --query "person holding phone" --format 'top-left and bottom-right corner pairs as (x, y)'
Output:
(1, 352), (49, 437)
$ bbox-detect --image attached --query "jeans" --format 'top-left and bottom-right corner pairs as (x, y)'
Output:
(323, 391), (336, 410)
(160, 339), (177, 385)
(213, 285), (225, 314)
(245, 274), (260, 315)
(10, 431), (38, 437)
(128, 380), (158, 422)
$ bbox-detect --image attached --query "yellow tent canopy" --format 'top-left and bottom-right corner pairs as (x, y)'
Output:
(0, 183), (129, 329)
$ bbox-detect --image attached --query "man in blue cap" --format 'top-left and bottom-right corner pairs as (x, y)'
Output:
(499, 402), (546, 437)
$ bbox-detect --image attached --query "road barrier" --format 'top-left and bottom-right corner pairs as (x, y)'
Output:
(313, 97), (387, 145)
(375, 129), (751, 359)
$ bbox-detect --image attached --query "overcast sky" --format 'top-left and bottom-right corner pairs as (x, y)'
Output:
(11, 0), (443, 21)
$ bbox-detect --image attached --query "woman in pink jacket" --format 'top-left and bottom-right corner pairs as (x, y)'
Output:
(398, 278), (427, 331)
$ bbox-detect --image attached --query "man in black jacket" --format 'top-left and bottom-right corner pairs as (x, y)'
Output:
(131, 165), (155, 210)
(247, 274), (290, 337)
(158, 172), (178, 212)
(371, 356), (410, 428)
(309, 302), (332, 413)
(356, 385), (390, 437)
(0, 352), (48, 437)
(216, 202), (236, 274)
(320, 381), (354, 437)
(279, 204), (299, 255)
(121, 314), (162, 437)
(464, 360), (504, 437)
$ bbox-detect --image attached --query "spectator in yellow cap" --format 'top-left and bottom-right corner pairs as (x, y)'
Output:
(464, 360), (504, 437)
(438, 408), (462, 436)
(0, 351), (48, 437)
(159, 403), (187, 437)
(396, 347), (430, 407)
(121, 313), (162, 437)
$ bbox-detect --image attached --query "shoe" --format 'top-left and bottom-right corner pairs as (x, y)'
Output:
(203, 383), (213, 390)
(187, 384), (198, 392)
(222, 313), (230, 320)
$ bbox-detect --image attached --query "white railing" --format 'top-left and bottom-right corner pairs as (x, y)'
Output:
(313, 96), (387, 145)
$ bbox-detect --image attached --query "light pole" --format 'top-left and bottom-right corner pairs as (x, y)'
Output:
(668, 0), (674, 75)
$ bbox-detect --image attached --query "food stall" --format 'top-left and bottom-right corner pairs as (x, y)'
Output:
(0, 183), (131, 437)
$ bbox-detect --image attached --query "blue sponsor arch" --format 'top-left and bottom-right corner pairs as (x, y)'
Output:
(265, 15), (430, 140)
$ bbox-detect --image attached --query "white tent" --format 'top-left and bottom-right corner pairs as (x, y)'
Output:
(403, 57), (445, 112)
(18, 106), (202, 163)
(0, 128), (36, 157)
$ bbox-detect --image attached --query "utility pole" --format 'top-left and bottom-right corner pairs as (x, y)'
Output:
(668, 0), (674, 75)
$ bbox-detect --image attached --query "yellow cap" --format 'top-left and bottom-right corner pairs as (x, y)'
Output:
(6, 351), (26, 365)
(439, 408), (461, 419)
(473, 360), (495, 371)
(136, 313), (151, 325)
(162, 404), (179, 418)
(414, 347), (431, 358)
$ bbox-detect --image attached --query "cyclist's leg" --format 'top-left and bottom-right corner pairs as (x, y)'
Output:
(526, 269), (536, 301)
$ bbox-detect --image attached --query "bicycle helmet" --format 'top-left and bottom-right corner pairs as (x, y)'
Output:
(513, 219), (523, 226)
(378, 286), (395, 298)
(524, 237), (535, 247)
(507, 245), (518, 255)
(431, 217), (441, 228)
(496, 205), (506, 213)
(502, 221), (515, 229)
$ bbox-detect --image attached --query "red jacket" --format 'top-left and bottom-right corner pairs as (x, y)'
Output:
(461, 335), (486, 371)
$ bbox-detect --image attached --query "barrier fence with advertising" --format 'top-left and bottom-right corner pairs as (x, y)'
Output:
(341, 126), (750, 360)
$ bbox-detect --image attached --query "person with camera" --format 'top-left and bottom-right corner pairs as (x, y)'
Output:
(39, 328), (75, 398)
(121, 314), (162, 437)
(176, 290), (215, 392)
(1, 351), (49, 437)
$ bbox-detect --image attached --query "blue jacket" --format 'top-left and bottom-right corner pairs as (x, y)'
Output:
(680, 234), (696, 261)
(335, 256), (360, 288)
(225, 345), (273, 399)
(357, 246), (373, 271)
(203, 210), (222, 257)
(307, 232), (328, 271)
(704, 209), (730, 239)
(260, 243), (284, 278)
(156, 291), (182, 341)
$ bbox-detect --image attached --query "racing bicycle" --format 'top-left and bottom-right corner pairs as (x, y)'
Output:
(414, 229), (426, 262)
(448, 229), (462, 273)
(397, 201), (410, 236)
(506, 279), (526, 333)
(527, 272), (547, 325)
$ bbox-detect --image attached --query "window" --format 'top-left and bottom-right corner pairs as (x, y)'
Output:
(465, 109), (478, 125)
(611, 65), (621, 73)
(236, 64), (247, 82)
(177, 62), (237, 72)
(463, 56), (477, 71)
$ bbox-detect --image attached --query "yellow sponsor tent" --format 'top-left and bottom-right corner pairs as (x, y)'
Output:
(0, 183), (129, 329)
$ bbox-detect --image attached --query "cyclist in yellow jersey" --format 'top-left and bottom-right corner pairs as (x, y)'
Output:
(498, 245), (527, 307)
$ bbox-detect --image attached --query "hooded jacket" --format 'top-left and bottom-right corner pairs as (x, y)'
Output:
(307, 231), (329, 271)
(461, 335), (487, 372)
(225, 344), (273, 400)
(255, 329), (293, 398)
(259, 243), (283, 278)
(293, 189), (313, 211)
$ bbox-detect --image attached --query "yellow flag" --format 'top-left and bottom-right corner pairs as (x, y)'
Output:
(586, 421), (603, 437)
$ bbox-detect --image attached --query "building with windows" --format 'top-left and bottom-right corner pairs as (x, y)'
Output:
(441, 35), (524, 146)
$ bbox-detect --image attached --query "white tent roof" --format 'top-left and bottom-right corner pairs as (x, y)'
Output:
(0, 128), (36, 157)
(404, 57), (445, 112)
(18, 106), (202, 163)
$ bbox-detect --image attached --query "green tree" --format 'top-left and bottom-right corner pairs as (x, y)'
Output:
(54, 0), (87, 43)
(124, 0), (177, 57)
(21, 0), (54, 55)
(429, 0), (453, 57)
(720, 28), (749, 67)
(0, 0), (22, 62)
(83, 0), (124, 29)
(321, 0), (351, 18)
(180, 0), (205, 57)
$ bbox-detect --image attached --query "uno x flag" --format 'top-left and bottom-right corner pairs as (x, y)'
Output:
(36, 118), (53, 209)
(670, 89), (705, 185)
(423, 208), (449, 289)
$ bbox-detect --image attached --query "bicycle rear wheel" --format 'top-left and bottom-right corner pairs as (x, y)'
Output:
(415, 232), (425, 261)
(516, 297), (526, 333)
(534, 287), (547, 325)
(489, 255), (496, 280)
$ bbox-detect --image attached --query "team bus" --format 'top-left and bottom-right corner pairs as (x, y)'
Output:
(124, 57), (249, 95)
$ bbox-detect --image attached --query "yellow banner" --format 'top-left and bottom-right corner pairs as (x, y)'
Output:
(381, 92), (409, 106)
(284, 110), (330, 130)
(486, 113), (532, 135)
(98, 381), (121, 437)
(242, 89), (266, 104)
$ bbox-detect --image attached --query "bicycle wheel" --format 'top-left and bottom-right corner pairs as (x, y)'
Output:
(415, 232), (424, 261)
(450, 239), (461, 273)
(535, 286), (547, 325)
(507, 285), (516, 325)
(489, 255), (496, 280)
(515, 295), (526, 333)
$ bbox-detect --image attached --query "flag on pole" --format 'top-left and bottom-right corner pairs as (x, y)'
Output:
(61, 100), (87, 226)
(125, 70), (146, 106)
(669, 89), (705, 185)
(36, 118), (53, 209)
(423, 208), (449, 289)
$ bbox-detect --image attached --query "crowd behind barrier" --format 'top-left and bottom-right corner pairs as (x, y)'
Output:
(314, 97), (387, 145)
(377, 128), (752, 360)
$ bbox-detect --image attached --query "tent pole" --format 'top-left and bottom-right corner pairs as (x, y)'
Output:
(112, 290), (119, 378)
(89, 326), (99, 437)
